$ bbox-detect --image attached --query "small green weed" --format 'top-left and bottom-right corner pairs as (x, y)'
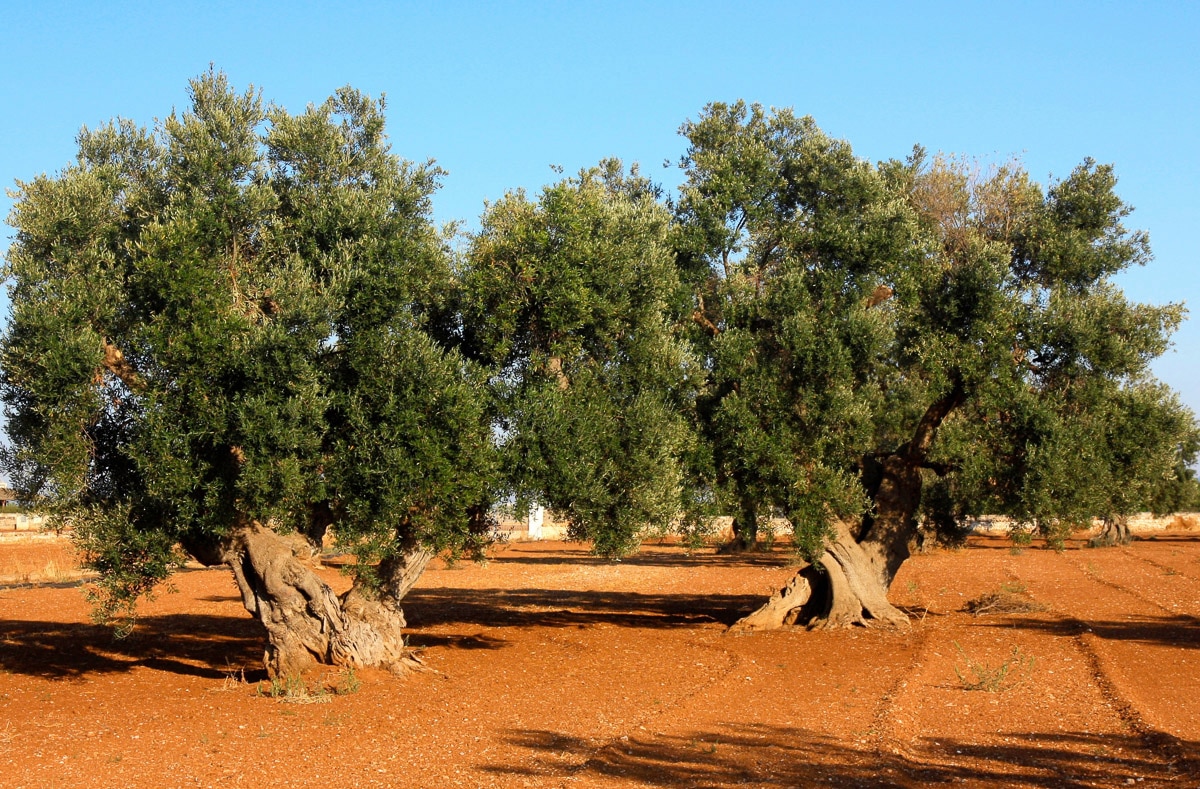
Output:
(259, 674), (330, 704)
(953, 641), (1034, 692)
(335, 666), (361, 696)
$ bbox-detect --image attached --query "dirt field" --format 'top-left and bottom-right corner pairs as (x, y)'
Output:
(1, 532), (1198, 788)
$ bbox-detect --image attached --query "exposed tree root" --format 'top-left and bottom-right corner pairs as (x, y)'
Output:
(728, 566), (818, 632)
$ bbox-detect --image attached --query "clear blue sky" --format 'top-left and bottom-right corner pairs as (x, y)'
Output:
(2, 1), (1197, 419)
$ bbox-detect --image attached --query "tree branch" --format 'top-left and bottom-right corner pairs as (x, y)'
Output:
(905, 377), (966, 464)
(691, 292), (720, 337)
(100, 341), (144, 391)
(918, 460), (959, 477)
(547, 356), (570, 391)
(864, 285), (894, 310)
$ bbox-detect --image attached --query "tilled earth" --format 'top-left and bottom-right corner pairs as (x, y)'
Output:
(1, 532), (1198, 788)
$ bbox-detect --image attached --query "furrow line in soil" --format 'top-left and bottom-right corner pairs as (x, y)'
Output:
(566, 635), (742, 779)
(1069, 555), (1200, 624)
(1064, 616), (1197, 779)
(868, 620), (934, 762)
(1123, 550), (1200, 585)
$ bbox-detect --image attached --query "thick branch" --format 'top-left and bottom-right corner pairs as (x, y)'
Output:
(864, 284), (894, 310)
(547, 356), (570, 391)
(905, 377), (965, 464)
(919, 459), (959, 477)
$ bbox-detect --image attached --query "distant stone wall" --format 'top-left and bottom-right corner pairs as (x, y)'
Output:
(497, 512), (1200, 543)
(497, 515), (570, 542)
(0, 513), (48, 533)
(969, 513), (1200, 534)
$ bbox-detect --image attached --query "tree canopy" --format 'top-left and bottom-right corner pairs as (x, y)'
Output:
(460, 160), (695, 557)
(1, 71), (497, 671)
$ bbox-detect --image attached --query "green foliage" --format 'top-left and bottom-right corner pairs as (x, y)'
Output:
(916, 155), (1198, 534)
(671, 103), (1198, 560)
(1, 71), (498, 622)
(75, 503), (186, 636)
(4, 79), (1195, 620)
(673, 102), (921, 558)
(461, 161), (695, 556)
(260, 674), (330, 704)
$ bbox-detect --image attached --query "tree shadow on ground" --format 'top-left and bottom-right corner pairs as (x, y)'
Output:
(976, 612), (1200, 651)
(0, 613), (264, 681)
(1133, 533), (1200, 543)
(484, 724), (1190, 788)
(0, 585), (766, 681)
(403, 587), (764, 631)
(406, 632), (511, 651)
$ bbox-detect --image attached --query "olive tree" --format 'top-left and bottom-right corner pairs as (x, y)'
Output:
(672, 102), (1197, 630)
(0, 72), (497, 676)
(460, 161), (694, 557)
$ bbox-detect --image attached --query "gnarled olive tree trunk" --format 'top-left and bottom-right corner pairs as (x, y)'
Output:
(1091, 514), (1132, 546)
(731, 457), (917, 631)
(213, 522), (432, 678)
(732, 384), (963, 632)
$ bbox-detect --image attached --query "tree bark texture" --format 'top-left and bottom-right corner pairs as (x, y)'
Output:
(723, 498), (760, 552)
(219, 522), (425, 678)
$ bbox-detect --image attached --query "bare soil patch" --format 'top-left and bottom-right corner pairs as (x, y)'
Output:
(1, 533), (1198, 787)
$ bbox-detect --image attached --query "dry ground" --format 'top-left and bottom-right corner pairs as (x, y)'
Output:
(1, 531), (1198, 788)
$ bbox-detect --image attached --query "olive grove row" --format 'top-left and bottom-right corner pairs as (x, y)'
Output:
(3, 72), (1195, 675)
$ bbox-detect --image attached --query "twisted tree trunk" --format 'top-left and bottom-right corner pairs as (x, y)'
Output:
(217, 522), (428, 678)
(730, 457), (916, 632)
(732, 382), (963, 632)
(1091, 514), (1132, 546)
(723, 497), (760, 552)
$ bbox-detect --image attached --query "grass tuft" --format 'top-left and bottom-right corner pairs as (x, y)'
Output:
(953, 641), (1034, 692)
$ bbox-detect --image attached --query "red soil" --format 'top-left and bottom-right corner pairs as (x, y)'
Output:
(1, 533), (1198, 788)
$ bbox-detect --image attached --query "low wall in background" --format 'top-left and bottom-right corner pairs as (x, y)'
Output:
(0, 514), (48, 533)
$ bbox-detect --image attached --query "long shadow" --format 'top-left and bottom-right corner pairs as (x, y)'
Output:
(483, 724), (1191, 787)
(0, 585), (764, 681)
(403, 587), (764, 630)
(1133, 534), (1200, 543)
(0, 612), (263, 681)
(978, 612), (1200, 650)
(407, 632), (511, 651)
